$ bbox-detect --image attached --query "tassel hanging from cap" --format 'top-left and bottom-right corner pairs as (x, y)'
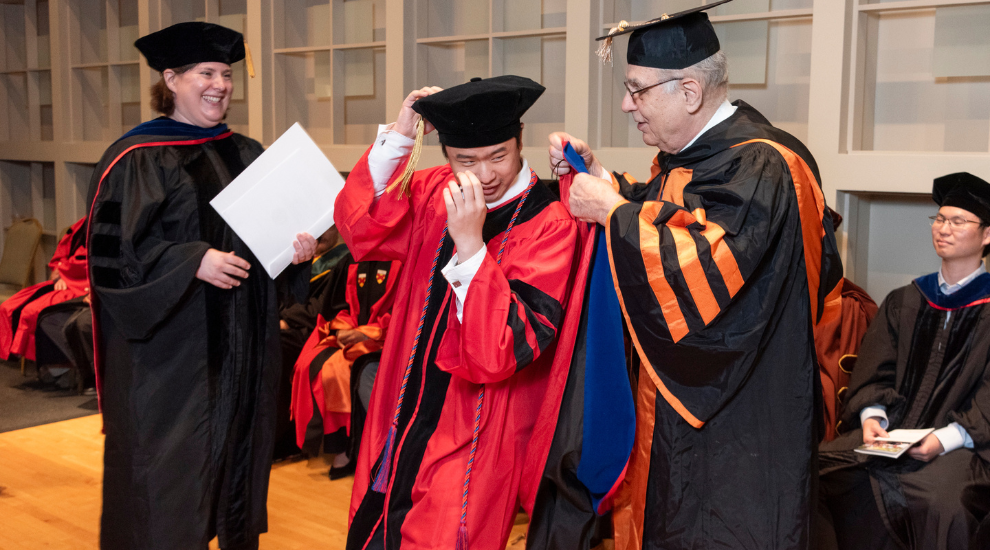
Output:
(386, 117), (425, 198)
(596, 20), (629, 65)
(244, 40), (256, 78)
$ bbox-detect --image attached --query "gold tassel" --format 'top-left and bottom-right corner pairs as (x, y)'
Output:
(596, 20), (629, 66)
(386, 118), (424, 198)
(244, 40), (256, 78)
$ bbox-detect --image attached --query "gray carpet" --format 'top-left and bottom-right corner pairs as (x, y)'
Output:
(0, 359), (98, 433)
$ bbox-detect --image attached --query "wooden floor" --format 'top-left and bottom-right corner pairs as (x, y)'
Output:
(0, 415), (530, 549)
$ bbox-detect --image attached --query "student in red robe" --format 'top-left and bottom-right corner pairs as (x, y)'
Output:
(0, 217), (88, 362)
(335, 75), (585, 550)
(290, 255), (400, 478)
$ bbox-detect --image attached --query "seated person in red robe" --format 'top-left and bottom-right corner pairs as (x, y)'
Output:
(815, 208), (879, 442)
(0, 217), (88, 362)
(290, 255), (400, 478)
(273, 226), (351, 460)
(819, 172), (990, 550)
(335, 76), (585, 550)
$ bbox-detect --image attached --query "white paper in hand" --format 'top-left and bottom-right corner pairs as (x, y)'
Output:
(210, 123), (343, 278)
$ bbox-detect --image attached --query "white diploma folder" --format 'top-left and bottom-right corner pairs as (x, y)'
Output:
(210, 123), (343, 279)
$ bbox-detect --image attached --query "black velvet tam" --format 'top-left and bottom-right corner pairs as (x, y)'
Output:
(411, 75), (545, 148)
(135, 22), (245, 73)
(597, 0), (732, 70)
(934, 172), (990, 224)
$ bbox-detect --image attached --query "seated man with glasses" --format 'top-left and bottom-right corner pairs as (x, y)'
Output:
(819, 172), (990, 550)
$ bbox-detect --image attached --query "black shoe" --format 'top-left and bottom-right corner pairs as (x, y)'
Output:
(328, 460), (356, 480)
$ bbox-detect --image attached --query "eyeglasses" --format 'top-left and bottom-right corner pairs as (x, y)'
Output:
(929, 215), (983, 229)
(623, 77), (684, 100)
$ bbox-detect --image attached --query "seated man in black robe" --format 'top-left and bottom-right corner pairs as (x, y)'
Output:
(819, 172), (990, 550)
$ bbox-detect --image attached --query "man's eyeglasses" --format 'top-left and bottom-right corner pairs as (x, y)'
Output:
(929, 215), (983, 229)
(623, 77), (684, 99)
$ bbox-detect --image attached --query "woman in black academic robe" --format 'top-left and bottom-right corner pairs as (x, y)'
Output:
(86, 23), (314, 550)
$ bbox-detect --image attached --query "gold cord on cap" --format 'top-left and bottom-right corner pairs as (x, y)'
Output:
(244, 40), (256, 78)
(387, 118), (425, 198)
(596, 20), (629, 65)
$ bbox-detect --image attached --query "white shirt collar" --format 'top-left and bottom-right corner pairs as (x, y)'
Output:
(486, 158), (532, 209)
(680, 100), (737, 152)
(938, 264), (987, 295)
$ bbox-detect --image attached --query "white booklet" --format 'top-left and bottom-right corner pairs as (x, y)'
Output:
(211, 123), (344, 278)
(854, 428), (935, 459)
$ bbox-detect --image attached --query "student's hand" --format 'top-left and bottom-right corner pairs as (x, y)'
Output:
(548, 132), (602, 177)
(83, 292), (91, 305)
(53, 278), (68, 291)
(568, 173), (623, 226)
(279, 320), (289, 331)
(444, 172), (487, 262)
(862, 417), (889, 444)
(906, 434), (945, 462)
(337, 329), (370, 347)
(196, 249), (250, 289)
(396, 87), (443, 139)
(292, 232), (317, 264)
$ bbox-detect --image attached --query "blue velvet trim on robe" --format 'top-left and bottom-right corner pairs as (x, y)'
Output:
(564, 141), (636, 513)
(578, 227), (636, 513)
(913, 271), (990, 310)
(118, 117), (230, 142)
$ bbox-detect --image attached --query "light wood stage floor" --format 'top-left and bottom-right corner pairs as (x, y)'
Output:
(0, 415), (530, 549)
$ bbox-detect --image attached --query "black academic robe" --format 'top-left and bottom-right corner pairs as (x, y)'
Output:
(606, 101), (843, 550)
(86, 119), (307, 550)
(279, 244), (351, 351)
(34, 296), (94, 388)
(819, 274), (990, 550)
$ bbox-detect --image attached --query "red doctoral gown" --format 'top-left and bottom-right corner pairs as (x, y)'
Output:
(0, 217), (88, 361)
(291, 258), (401, 455)
(336, 151), (585, 550)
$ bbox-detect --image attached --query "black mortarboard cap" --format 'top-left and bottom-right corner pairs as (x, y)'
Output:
(411, 75), (545, 148)
(933, 172), (990, 224)
(596, 0), (732, 69)
(135, 22), (245, 73)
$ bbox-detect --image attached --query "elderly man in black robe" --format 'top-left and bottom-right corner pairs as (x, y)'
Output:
(819, 172), (990, 550)
(537, 1), (843, 549)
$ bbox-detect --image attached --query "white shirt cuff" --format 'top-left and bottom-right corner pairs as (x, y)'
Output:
(440, 247), (487, 323)
(599, 164), (611, 181)
(860, 406), (888, 430)
(367, 123), (416, 197)
(934, 422), (973, 455)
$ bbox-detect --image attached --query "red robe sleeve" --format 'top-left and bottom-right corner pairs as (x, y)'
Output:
(48, 217), (90, 293)
(48, 223), (76, 272)
(436, 217), (579, 384)
(334, 146), (450, 262)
